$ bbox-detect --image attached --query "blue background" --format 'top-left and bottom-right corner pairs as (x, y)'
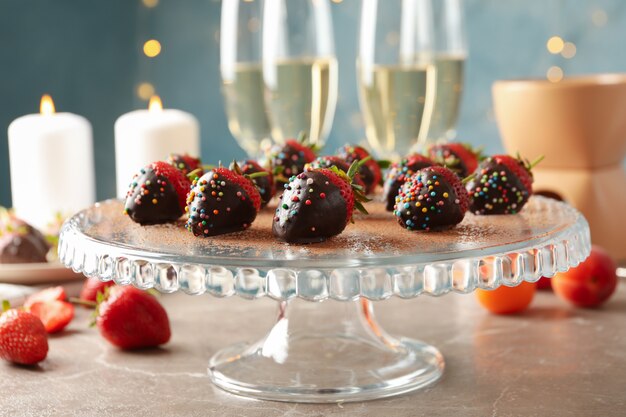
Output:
(2, 0), (625, 207)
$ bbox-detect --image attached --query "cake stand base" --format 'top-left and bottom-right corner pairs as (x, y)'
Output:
(208, 298), (444, 403)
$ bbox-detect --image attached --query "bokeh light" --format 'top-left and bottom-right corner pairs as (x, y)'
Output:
(143, 39), (162, 58)
(547, 66), (564, 83)
(546, 36), (564, 54)
(136, 83), (155, 100)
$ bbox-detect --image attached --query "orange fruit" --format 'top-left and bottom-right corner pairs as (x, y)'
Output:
(476, 281), (537, 314)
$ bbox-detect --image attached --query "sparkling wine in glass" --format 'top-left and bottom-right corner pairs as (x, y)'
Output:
(221, 0), (272, 158)
(357, 0), (436, 160)
(262, 0), (338, 147)
(428, 0), (467, 143)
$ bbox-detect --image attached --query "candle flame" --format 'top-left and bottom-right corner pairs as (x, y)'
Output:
(40, 95), (56, 116)
(148, 95), (163, 112)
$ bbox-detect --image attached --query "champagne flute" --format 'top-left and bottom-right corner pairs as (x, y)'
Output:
(428, 0), (467, 143)
(262, 0), (338, 147)
(220, 0), (272, 158)
(357, 0), (436, 160)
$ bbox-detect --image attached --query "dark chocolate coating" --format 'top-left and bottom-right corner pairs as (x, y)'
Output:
(124, 168), (183, 225)
(337, 148), (376, 193)
(270, 143), (311, 188)
(186, 170), (258, 237)
(168, 154), (202, 177)
(383, 159), (434, 211)
(394, 169), (465, 231)
(466, 159), (530, 215)
(272, 171), (347, 243)
(239, 160), (274, 208)
(428, 145), (469, 178)
(0, 222), (49, 264)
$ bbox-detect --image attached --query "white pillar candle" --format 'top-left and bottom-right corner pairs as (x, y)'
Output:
(114, 96), (200, 198)
(8, 95), (96, 231)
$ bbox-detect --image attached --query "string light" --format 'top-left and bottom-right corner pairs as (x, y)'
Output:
(136, 83), (155, 100)
(546, 36), (564, 54)
(143, 39), (162, 58)
(547, 66), (564, 83)
(561, 42), (576, 59)
(592, 9), (608, 27)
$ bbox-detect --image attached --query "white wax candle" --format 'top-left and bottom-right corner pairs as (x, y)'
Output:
(114, 96), (200, 198)
(8, 95), (96, 231)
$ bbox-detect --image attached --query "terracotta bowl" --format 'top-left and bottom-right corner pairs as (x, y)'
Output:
(492, 74), (626, 169)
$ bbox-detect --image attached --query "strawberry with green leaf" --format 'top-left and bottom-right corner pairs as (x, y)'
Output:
(273, 159), (370, 243)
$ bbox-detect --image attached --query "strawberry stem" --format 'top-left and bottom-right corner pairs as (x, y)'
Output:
(528, 155), (545, 170)
(68, 297), (97, 308)
(246, 171), (269, 180)
(187, 168), (204, 180)
(461, 173), (476, 185)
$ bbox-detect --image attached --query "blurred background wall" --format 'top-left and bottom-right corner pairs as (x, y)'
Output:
(1, 0), (624, 207)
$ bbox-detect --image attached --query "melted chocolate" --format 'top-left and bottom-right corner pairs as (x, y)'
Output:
(394, 169), (465, 231)
(124, 168), (183, 225)
(383, 158), (434, 211)
(186, 170), (258, 237)
(272, 171), (347, 243)
(239, 160), (274, 208)
(466, 158), (530, 215)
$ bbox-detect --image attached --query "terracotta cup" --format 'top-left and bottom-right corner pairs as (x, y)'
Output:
(492, 74), (626, 262)
(493, 74), (626, 169)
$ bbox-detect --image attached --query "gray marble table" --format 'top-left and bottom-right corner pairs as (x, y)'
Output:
(1, 282), (625, 417)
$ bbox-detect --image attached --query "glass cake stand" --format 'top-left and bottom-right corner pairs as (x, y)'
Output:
(58, 197), (590, 403)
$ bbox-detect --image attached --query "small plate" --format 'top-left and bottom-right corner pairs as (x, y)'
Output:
(0, 261), (85, 285)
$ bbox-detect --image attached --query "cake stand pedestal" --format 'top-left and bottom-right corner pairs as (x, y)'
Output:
(58, 197), (590, 403)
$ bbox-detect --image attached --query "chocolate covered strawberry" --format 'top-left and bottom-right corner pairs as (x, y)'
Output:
(186, 163), (264, 237)
(427, 143), (482, 178)
(168, 153), (203, 178)
(124, 161), (191, 225)
(383, 154), (436, 211)
(269, 134), (319, 189)
(466, 154), (542, 215)
(305, 156), (366, 189)
(336, 145), (383, 194)
(234, 160), (275, 208)
(0, 209), (50, 264)
(273, 161), (369, 243)
(394, 166), (469, 231)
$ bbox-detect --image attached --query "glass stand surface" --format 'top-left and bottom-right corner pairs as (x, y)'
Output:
(209, 298), (443, 402)
(59, 197), (591, 403)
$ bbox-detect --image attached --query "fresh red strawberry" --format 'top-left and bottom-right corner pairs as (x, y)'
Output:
(465, 154), (542, 215)
(96, 286), (170, 350)
(383, 154), (437, 211)
(273, 160), (369, 243)
(186, 164), (263, 237)
(394, 166), (469, 231)
(269, 134), (319, 188)
(168, 153), (203, 178)
(24, 286), (67, 308)
(235, 160), (275, 208)
(28, 300), (74, 334)
(124, 161), (191, 225)
(427, 143), (482, 178)
(79, 278), (116, 305)
(0, 307), (48, 365)
(305, 156), (366, 189)
(337, 145), (382, 194)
